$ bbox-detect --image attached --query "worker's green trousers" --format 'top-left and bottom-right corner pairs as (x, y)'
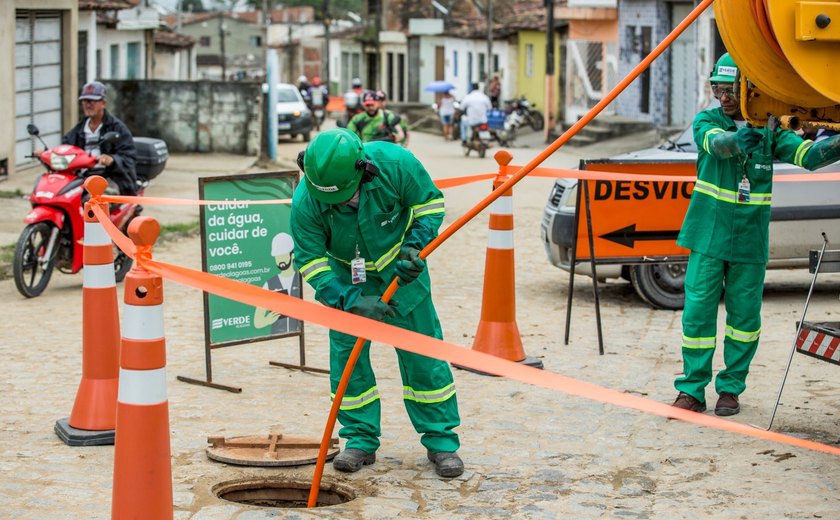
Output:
(675, 251), (766, 404)
(328, 295), (460, 454)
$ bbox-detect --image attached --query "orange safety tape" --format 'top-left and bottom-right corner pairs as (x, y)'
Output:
(434, 173), (497, 189)
(90, 179), (840, 459)
(515, 165), (840, 183)
(101, 195), (292, 206)
(136, 255), (840, 458)
(91, 204), (137, 259)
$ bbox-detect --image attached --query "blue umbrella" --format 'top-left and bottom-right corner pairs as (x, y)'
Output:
(424, 80), (455, 93)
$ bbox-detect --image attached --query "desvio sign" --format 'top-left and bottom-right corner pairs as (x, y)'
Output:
(574, 160), (695, 261)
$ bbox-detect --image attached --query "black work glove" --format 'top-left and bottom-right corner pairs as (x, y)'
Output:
(346, 295), (397, 321)
(735, 126), (763, 155)
(394, 247), (426, 286)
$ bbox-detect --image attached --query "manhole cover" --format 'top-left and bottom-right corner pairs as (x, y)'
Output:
(206, 433), (339, 467)
(213, 476), (356, 508)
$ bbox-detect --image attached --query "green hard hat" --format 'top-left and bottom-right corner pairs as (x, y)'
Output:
(303, 128), (365, 204)
(710, 53), (738, 83)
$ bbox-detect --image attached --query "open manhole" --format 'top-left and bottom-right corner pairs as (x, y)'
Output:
(213, 476), (356, 508)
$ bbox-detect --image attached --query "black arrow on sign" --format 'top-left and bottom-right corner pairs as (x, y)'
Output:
(599, 224), (680, 248)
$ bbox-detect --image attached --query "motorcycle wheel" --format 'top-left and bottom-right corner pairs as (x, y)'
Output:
(13, 221), (57, 298)
(529, 111), (545, 131)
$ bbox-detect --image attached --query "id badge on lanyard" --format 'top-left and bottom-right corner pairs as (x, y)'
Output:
(738, 173), (751, 203)
(351, 243), (366, 284)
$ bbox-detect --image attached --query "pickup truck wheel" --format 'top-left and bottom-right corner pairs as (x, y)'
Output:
(630, 263), (686, 310)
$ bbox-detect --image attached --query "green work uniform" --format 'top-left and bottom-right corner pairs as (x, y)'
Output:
(675, 107), (825, 403)
(291, 141), (460, 454)
(348, 109), (401, 143)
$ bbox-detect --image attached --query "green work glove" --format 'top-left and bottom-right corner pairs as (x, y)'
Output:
(346, 295), (397, 321)
(394, 247), (426, 286)
(735, 126), (763, 155)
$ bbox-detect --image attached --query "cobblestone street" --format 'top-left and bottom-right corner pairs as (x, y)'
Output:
(2, 130), (840, 519)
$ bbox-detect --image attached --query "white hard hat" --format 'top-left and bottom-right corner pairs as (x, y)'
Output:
(298, 75), (308, 83)
(271, 232), (294, 256)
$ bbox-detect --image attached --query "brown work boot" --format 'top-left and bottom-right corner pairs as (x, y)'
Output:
(715, 392), (740, 416)
(672, 392), (706, 412)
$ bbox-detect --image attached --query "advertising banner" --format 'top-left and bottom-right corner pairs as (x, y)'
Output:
(199, 171), (300, 346)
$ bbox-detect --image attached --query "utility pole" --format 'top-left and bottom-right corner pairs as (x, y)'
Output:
(544, 0), (555, 143)
(219, 14), (227, 81)
(486, 0), (493, 83)
(324, 0), (331, 91)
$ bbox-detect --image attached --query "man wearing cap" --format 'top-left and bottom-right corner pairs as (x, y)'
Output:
(37, 81), (137, 195)
(290, 128), (464, 478)
(671, 53), (840, 416)
(347, 91), (405, 144)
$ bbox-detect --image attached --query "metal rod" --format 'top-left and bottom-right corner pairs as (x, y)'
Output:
(765, 232), (830, 430)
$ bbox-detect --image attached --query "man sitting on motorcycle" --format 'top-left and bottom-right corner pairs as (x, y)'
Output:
(36, 81), (137, 196)
(459, 82), (492, 146)
(347, 91), (405, 144)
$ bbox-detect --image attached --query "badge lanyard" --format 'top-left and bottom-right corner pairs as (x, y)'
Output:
(351, 242), (366, 284)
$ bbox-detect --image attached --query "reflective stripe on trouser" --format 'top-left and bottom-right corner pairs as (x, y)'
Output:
(329, 295), (460, 454)
(675, 251), (765, 402)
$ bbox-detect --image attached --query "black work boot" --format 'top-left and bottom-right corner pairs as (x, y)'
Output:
(428, 451), (464, 478)
(333, 448), (376, 473)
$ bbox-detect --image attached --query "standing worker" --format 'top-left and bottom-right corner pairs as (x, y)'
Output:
(672, 53), (840, 416)
(290, 128), (464, 478)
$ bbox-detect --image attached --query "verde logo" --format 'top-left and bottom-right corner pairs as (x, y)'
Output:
(380, 212), (399, 227)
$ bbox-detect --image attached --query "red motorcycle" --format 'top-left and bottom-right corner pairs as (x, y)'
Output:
(13, 124), (147, 298)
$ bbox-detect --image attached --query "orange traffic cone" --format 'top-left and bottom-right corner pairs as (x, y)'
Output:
(55, 177), (121, 446)
(111, 217), (173, 520)
(458, 151), (543, 375)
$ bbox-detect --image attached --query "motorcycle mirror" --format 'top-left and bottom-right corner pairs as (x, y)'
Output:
(27, 124), (40, 136)
(101, 131), (120, 144)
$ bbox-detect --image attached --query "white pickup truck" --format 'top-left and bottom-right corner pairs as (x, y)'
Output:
(540, 125), (840, 310)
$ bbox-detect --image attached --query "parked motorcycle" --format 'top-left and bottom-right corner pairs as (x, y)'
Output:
(462, 123), (492, 158)
(13, 124), (165, 298)
(504, 96), (545, 131)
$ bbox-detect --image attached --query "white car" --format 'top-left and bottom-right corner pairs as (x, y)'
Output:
(263, 83), (314, 142)
(540, 125), (840, 309)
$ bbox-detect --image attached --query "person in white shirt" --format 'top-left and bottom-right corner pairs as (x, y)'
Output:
(458, 83), (492, 145)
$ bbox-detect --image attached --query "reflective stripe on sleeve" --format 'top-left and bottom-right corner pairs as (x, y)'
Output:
(300, 257), (331, 281)
(794, 140), (814, 167)
(118, 367), (167, 405)
(412, 198), (445, 218)
(703, 128), (725, 154)
(403, 383), (456, 404)
(83, 263), (116, 288)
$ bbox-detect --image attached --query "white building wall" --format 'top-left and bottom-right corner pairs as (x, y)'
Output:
(96, 27), (146, 80)
(417, 37), (510, 105)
